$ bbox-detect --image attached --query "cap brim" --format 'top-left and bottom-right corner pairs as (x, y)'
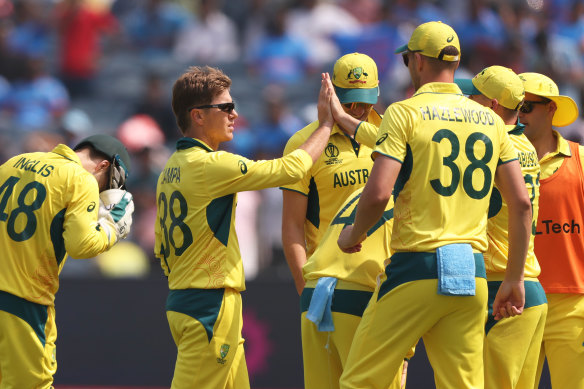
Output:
(394, 44), (408, 54)
(335, 86), (378, 104)
(455, 79), (482, 96)
(548, 96), (579, 127)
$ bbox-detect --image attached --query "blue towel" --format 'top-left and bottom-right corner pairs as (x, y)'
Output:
(436, 243), (475, 296)
(306, 277), (337, 331)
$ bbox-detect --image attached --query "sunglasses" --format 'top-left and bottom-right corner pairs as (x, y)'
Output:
(401, 50), (421, 67)
(519, 99), (550, 114)
(342, 102), (372, 110)
(188, 102), (235, 114)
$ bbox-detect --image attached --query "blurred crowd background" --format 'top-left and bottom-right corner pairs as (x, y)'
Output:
(1, 0), (583, 281)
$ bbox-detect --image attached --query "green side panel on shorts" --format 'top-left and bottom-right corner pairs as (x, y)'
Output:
(166, 288), (224, 343)
(393, 144), (413, 202)
(306, 177), (320, 229)
(206, 194), (234, 247)
(485, 280), (547, 334)
(378, 252), (486, 301)
(50, 208), (67, 267)
(300, 287), (373, 317)
(0, 290), (48, 346)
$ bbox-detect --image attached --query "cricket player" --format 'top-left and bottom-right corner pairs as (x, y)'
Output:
(0, 134), (134, 388)
(281, 53), (383, 296)
(337, 21), (532, 389)
(456, 66), (547, 389)
(517, 72), (584, 389)
(154, 66), (335, 389)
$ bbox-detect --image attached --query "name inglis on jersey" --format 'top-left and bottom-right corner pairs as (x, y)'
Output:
(12, 157), (54, 177)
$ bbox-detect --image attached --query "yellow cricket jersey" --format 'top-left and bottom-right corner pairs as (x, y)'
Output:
(539, 130), (584, 180)
(155, 137), (313, 292)
(0, 144), (113, 306)
(485, 124), (541, 279)
(303, 187), (394, 289)
(281, 110), (382, 256)
(374, 82), (517, 253)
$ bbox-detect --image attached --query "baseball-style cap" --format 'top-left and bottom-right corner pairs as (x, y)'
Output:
(395, 21), (460, 62)
(332, 53), (379, 104)
(518, 72), (579, 127)
(455, 66), (525, 110)
(74, 134), (131, 173)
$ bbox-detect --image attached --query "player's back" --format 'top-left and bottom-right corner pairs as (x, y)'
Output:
(374, 82), (517, 253)
(0, 146), (101, 305)
(486, 128), (541, 278)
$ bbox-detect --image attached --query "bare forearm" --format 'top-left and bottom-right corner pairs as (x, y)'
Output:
(505, 204), (531, 281)
(282, 232), (307, 295)
(298, 123), (333, 163)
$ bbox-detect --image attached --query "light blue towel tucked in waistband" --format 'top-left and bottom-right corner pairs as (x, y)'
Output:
(436, 243), (475, 296)
(306, 277), (337, 332)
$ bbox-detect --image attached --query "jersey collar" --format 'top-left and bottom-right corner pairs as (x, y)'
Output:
(413, 82), (462, 97)
(51, 144), (81, 163)
(508, 122), (525, 136)
(552, 130), (572, 157)
(176, 137), (214, 152)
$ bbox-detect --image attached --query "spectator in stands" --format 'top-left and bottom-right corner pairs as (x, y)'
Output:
(246, 5), (312, 84)
(6, 0), (51, 58)
(121, 0), (190, 59)
(173, 0), (239, 64)
(0, 56), (69, 132)
(286, 0), (361, 66)
(132, 72), (179, 145)
(55, 0), (119, 98)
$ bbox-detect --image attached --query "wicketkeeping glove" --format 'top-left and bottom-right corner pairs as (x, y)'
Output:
(109, 154), (128, 190)
(97, 189), (134, 242)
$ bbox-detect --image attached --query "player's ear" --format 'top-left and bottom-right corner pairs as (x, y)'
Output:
(190, 108), (205, 126)
(491, 99), (499, 111)
(97, 159), (111, 173)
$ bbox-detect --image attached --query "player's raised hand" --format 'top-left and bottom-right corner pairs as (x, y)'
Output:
(337, 225), (365, 253)
(317, 73), (334, 128)
(98, 189), (135, 242)
(492, 279), (525, 320)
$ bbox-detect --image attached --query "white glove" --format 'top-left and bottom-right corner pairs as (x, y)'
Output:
(98, 189), (134, 241)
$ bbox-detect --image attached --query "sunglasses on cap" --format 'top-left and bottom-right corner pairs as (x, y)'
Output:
(188, 102), (235, 114)
(342, 102), (372, 110)
(519, 99), (550, 114)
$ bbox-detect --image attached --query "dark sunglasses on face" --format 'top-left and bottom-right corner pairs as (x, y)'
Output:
(188, 102), (235, 114)
(401, 50), (421, 67)
(519, 99), (550, 114)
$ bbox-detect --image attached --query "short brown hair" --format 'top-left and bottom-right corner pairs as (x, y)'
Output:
(426, 45), (460, 71)
(172, 66), (232, 134)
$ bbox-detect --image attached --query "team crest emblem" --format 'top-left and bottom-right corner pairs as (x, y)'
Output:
(238, 160), (248, 175)
(347, 67), (368, 84)
(217, 344), (230, 364)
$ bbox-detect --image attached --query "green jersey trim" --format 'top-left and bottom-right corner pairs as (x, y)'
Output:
(50, 208), (67, 266)
(176, 137), (213, 152)
(372, 151), (404, 165)
(306, 177), (320, 229)
(378, 252), (486, 301)
(393, 144), (413, 202)
(508, 123), (525, 136)
(279, 187), (308, 196)
(166, 288), (224, 343)
(207, 194), (235, 246)
(0, 290), (48, 346)
(497, 157), (518, 167)
(300, 287), (373, 317)
(485, 280), (547, 334)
